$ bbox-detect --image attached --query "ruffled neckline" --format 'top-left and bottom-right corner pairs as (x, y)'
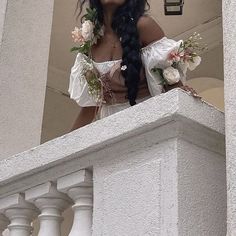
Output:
(92, 58), (122, 65)
(141, 36), (167, 52)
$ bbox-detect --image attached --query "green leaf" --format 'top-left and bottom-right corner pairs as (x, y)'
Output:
(151, 67), (167, 85)
(84, 7), (97, 22)
(86, 71), (101, 96)
(70, 42), (90, 55)
(172, 62), (178, 69)
(70, 47), (80, 52)
(151, 67), (163, 76)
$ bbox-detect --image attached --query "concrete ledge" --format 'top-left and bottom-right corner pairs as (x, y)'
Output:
(0, 89), (225, 196)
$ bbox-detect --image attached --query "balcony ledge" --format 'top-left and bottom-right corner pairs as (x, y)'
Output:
(0, 88), (225, 197)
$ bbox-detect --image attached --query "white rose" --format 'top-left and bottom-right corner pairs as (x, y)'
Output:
(163, 67), (181, 85)
(187, 56), (201, 71)
(81, 20), (94, 41)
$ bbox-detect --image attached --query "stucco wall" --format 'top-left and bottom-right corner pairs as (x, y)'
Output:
(0, 89), (226, 235)
(0, 0), (54, 159)
(93, 137), (177, 236)
(178, 139), (226, 235)
(92, 134), (226, 236)
(223, 1), (236, 234)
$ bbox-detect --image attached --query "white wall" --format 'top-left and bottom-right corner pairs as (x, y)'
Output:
(0, 0), (55, 159)
(223, 1), (236, 234)
(0, 89), (226, 235)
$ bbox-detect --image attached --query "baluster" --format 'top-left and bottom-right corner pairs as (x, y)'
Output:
(57, 169), (93, 236)
(25, 182), (72, 236)
(0, 214), (9, 236)
(0, 194), (39, 236)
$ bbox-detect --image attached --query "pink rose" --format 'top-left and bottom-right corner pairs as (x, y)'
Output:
(71, 27), (85, 45)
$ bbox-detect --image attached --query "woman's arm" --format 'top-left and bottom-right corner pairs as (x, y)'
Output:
(70, 106), (97, 131)
(137, 16), (200, 98)
(137, 15), (165, 47)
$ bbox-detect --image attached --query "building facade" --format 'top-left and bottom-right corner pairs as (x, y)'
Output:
(0, 0), (234, 235)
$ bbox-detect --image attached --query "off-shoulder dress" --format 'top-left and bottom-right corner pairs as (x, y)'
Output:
(68, 36), (187, 119)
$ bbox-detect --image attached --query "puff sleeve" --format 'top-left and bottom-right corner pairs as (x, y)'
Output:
(141, 36), (187, 96)
(68, 53), (97, 107)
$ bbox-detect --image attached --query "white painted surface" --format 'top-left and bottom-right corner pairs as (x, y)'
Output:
(0, 90), (224, 192)
(0, 0), (54, 160)
(25, 182), (71, 236)
(67, 187), (93, 236)
(0, 90), (226, 235)
(58, 170), (93, 236)
(92, 141), (175, 236)
(92, 129), (225, 235)
(0, 194), (38, 236)
(178, 139), (226, 235)
(223, 1), (236, 235)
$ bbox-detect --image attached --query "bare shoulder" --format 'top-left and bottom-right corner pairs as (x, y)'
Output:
(137, 15), (165, 47)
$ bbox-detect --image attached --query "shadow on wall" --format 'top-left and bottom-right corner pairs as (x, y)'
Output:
(187, 77), (224, 112)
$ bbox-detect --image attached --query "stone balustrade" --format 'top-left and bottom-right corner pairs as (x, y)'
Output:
(0, 170), (92, 236)
(0, 89), (226, 235)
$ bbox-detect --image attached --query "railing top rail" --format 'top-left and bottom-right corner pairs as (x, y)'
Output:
(0, 89), (224, 197)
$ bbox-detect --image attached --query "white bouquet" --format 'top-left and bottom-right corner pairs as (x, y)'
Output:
(151, 32), (207, 86)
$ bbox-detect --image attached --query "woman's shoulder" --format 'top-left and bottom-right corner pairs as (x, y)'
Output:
(137, 15), (165, 47)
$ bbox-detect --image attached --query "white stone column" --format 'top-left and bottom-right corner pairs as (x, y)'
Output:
(25, 182), (72, 236)
(0, 0), (55, 159)
(0, 214), (9, 236)
(57, 170), (93, 236)
(0, 0), (7, 46)
(223, 1), (236, 235)
(0, 194), (39, 236)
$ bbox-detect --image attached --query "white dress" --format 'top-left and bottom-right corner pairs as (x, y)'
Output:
(68, 36), (187, 119)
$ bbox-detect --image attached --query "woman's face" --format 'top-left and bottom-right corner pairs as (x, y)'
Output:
(100, 0), (126, 7)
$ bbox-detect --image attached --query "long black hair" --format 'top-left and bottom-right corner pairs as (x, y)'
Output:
(75, 0), (150, 106)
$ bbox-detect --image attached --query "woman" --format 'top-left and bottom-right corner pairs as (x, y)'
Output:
(69, 0), (199, 130)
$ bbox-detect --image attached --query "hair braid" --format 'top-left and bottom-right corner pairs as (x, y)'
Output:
(112, 2), (143, 105)
(76, 0), (150, 106)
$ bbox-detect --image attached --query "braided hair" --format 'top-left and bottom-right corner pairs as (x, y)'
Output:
(75, 0), (150, 106)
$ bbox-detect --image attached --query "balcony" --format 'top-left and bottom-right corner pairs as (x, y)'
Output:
(0, 89), (226, 236)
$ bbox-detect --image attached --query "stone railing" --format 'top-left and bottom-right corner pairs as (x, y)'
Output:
(0, 89), (226, 236)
